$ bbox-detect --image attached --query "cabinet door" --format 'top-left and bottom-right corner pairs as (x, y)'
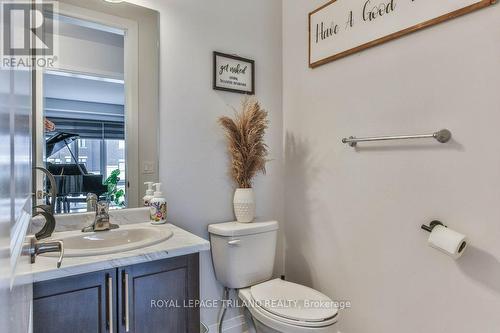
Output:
(33, 269), (117, 333)
(118, 254), (199, 333)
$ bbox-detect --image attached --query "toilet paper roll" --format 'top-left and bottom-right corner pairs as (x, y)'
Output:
(428, 225), (468, 259)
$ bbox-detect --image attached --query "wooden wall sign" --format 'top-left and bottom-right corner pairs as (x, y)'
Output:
(309, 0), (496, 68)
(213, 52), (255, 94)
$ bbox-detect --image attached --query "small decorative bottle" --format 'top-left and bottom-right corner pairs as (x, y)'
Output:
(149, 183), (167, 224)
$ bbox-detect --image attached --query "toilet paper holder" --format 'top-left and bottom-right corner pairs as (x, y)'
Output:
(421, 220), (445, 233)
(421, 220), (468, 257)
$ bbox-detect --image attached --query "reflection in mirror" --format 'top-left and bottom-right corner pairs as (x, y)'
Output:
(43, 24), (125, 214)
(34, 0), (159, 215)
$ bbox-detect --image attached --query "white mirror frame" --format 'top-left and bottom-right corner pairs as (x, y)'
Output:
(34, 3), (139, 209)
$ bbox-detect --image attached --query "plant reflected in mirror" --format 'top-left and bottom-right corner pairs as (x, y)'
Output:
(104, 169), (125, 208)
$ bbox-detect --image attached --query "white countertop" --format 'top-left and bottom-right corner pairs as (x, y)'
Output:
(28, 222), (210, 283)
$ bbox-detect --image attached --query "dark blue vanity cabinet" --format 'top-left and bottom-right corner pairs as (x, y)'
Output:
(33, 268), (115, 333)
(33, 254), (200, 333)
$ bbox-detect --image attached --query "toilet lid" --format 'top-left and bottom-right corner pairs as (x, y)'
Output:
(250, 279), (338, 323)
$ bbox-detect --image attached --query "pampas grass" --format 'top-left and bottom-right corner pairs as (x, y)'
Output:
(218, 98), (269, 188)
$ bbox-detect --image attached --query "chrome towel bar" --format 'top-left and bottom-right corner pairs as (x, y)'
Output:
(342, 129), (452, 147)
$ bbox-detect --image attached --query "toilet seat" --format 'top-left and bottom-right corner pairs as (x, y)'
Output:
(239, 279), (338, 331)
(250, 279), (338, 323)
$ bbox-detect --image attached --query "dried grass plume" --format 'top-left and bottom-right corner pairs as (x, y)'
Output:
(218, 98), (269, 188)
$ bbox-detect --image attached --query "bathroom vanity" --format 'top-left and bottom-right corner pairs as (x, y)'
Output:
(33, 254), (199, 333)
(29, 209), (210, 333)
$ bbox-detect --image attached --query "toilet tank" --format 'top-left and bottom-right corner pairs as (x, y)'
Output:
(208, 221), (278, 289)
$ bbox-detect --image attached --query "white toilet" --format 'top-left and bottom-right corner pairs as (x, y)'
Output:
(208, 221), (338, 333)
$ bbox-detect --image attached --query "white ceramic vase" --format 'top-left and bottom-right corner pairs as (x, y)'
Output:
(233, 188), (255, 223)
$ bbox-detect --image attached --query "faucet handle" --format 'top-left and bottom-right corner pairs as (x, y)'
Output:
(29, 237), (64, 268)
(97, 201), (109, 215)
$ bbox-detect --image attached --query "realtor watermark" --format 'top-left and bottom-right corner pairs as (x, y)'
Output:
(1, 1), (58, 68)
(150, 298), (352, 311)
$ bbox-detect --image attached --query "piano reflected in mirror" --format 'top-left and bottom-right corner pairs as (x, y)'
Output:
(45, 132), (107, 213)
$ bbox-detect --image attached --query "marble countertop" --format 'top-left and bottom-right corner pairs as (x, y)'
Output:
(28, 222), (210, 283)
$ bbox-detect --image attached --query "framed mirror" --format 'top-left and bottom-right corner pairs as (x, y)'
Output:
(33, 0), (159, 215)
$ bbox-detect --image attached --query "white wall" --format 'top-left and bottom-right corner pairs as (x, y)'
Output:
(54, 19), (124, 79)
(128, 0), (284, 329)
(283, 2), (500, 333)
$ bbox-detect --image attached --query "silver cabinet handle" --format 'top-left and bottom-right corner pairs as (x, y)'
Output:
(30, 238), (64, 268)
(107, 275), (113, 332)
(124, 272), (130, 332)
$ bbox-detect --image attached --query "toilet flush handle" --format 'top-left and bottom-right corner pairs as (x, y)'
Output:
(228, 239), (241, 246)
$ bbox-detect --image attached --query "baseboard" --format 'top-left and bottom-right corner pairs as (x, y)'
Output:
(208, 315), (247, 333)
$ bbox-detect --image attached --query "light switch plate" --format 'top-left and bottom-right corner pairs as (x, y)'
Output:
(142, 161), (154, 174)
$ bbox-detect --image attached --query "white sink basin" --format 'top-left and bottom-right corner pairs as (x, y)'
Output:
(45, 226), (173, 257)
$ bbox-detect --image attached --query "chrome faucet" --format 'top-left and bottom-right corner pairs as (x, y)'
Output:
(82, 201), (119, 232)
(33, 167), (57, 240)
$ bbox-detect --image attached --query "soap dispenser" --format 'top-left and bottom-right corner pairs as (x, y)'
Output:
(143, 182), (154, 206)
(149, 183), (167, 224)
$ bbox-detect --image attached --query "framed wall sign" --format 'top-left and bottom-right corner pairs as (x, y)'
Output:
(309, 0), (496, 68)
(213, 52), (255, 94)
